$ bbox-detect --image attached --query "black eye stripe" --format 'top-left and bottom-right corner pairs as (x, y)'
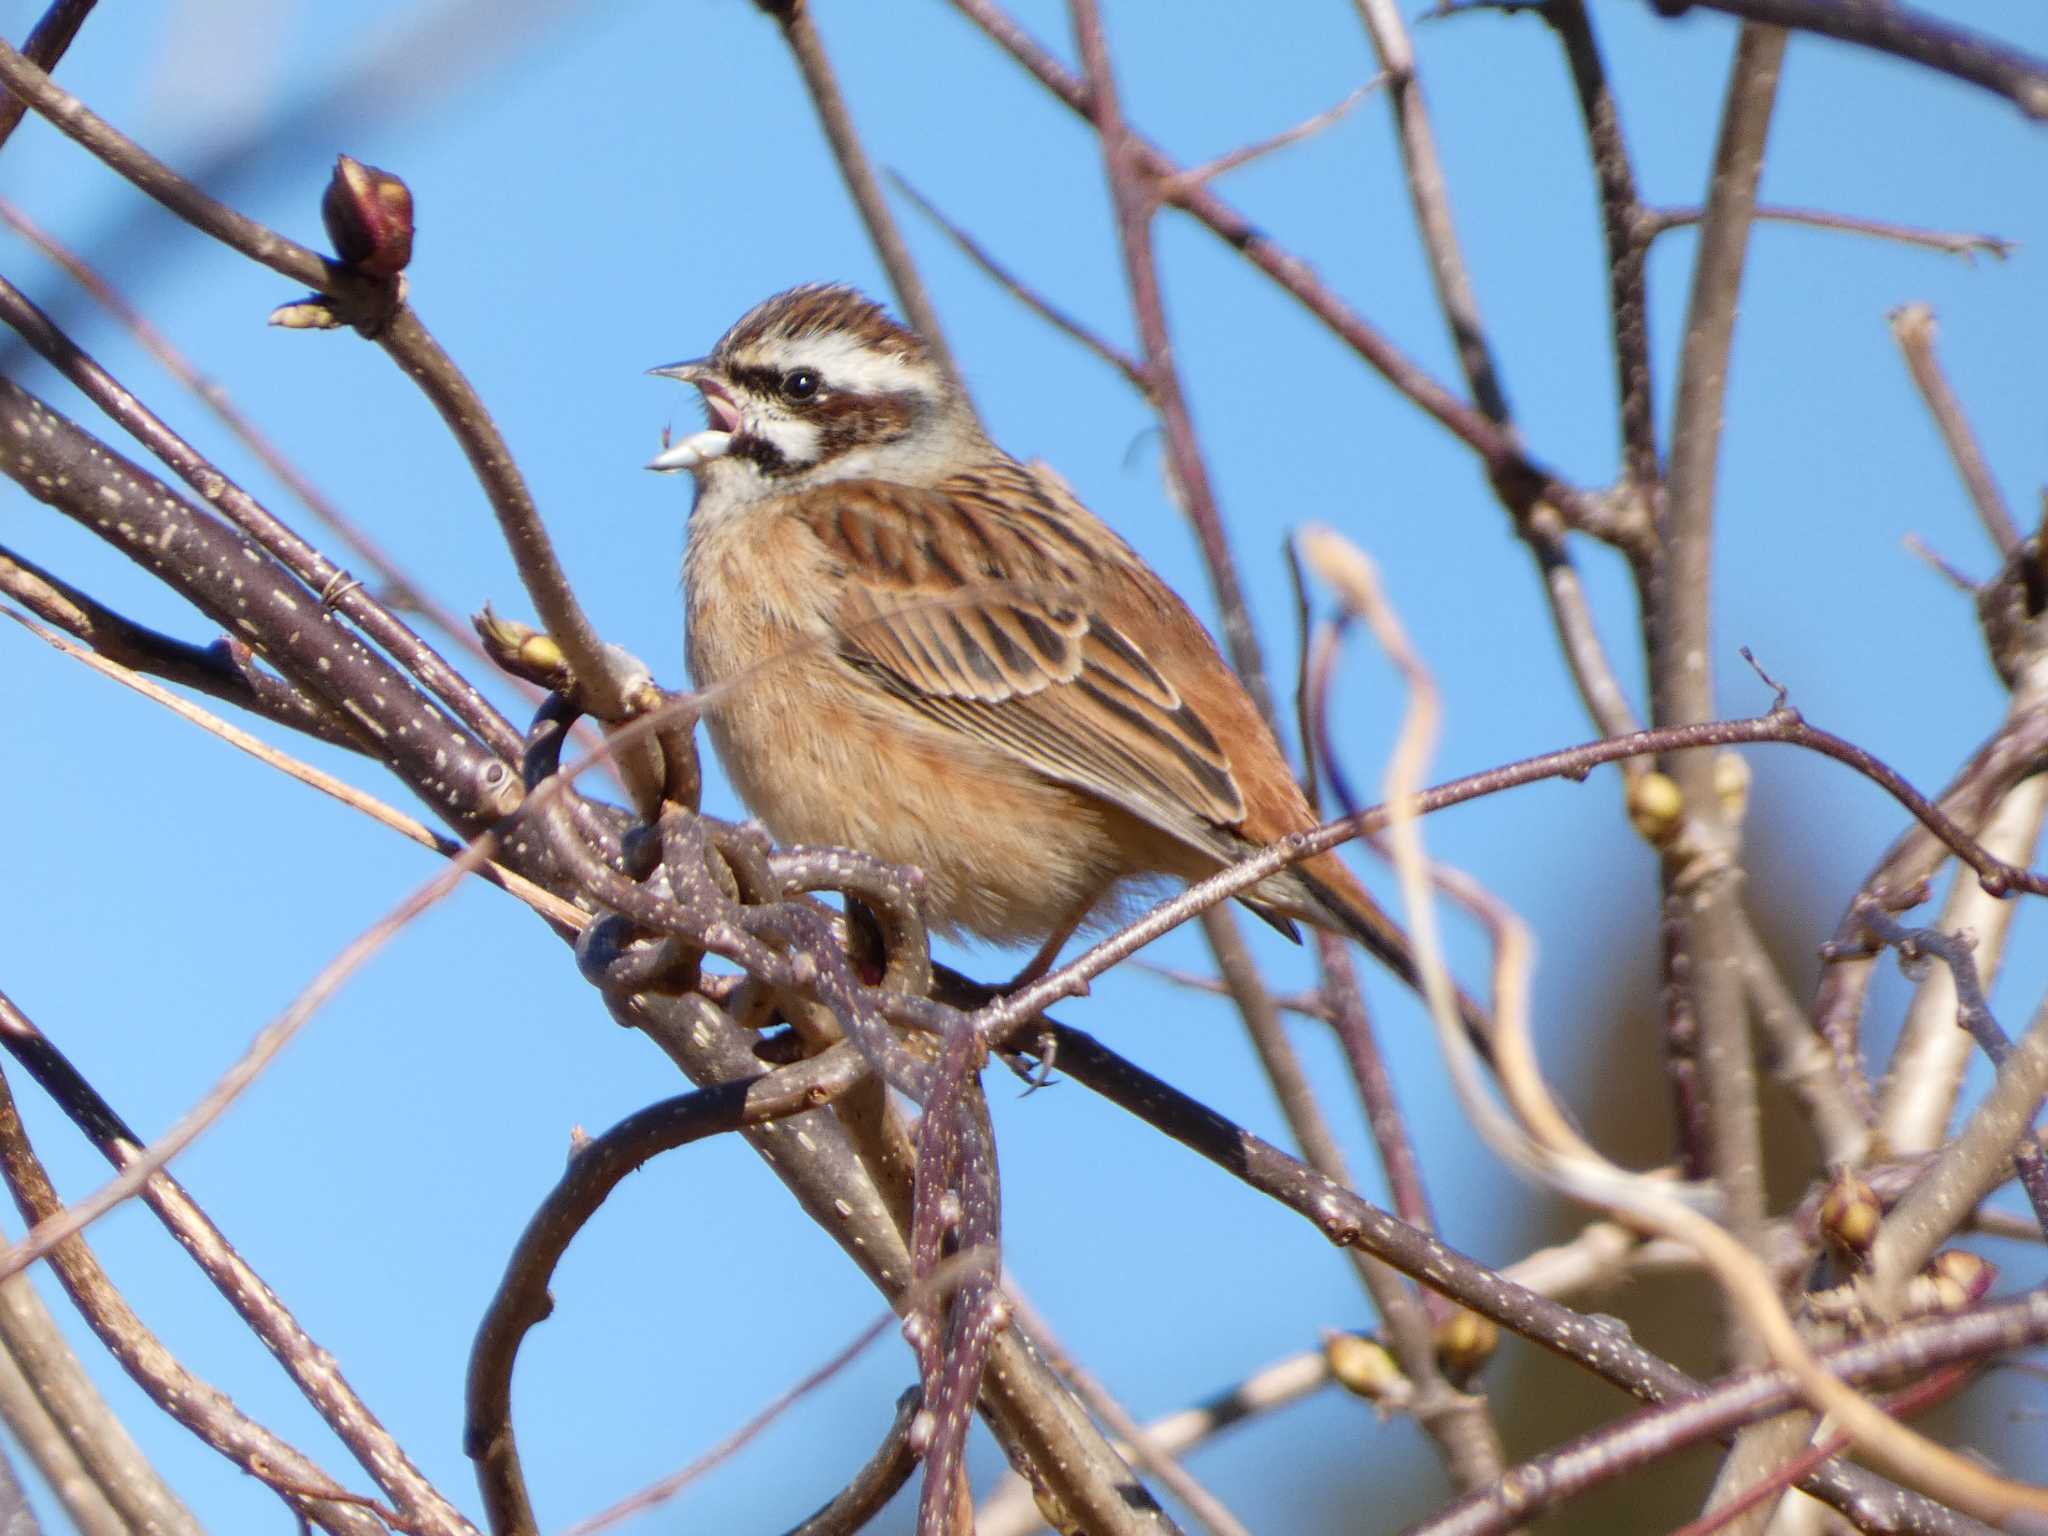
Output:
(729, 363), (784, 397)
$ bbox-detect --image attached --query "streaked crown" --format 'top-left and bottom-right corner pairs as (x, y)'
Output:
(715, 283), (929, 370)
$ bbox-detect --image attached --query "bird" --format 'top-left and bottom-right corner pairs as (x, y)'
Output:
(649, 282), (1440, 998)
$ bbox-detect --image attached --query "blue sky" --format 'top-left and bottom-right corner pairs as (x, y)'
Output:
(5, 1), (2047, 1530)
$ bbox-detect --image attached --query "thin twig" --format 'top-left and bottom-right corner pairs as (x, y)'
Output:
(1881, 768), (2048, 1152)
(0, 993), (477, 1536)
(1868, 989), (2048, 1307)
(0, 39), (342, 292)
(0, 194), (540, 701)
(1405, 1296), (2047, 1536)
(1029, 1022), (1983, 1531)
(0, 784), (513, 1287)
(1345, 0), (1511, 425)
(0, 270), (523, 764)
(0, 375), (524, 839)
(3, 604), (585, 932)
(780, 1390), (922, 1536)
(1889, 302), (2021, 556)
(1649, 202), (2016, 264)
(961, 698), (2048, 1046)
(1198, 912), (1453, 1453)
(0, 1067), (390, 1536)
(465, 1044), (870, 1536)
(998, 1288), (1255, 1536)
(0, 545), (363, 749)
(373, 304), (674, 808)
(1070, 0), (1275, 720)
(1535, 1), (1662, 491)
(1159, 78), (1385, 195)
(757, 0), (969, 406)
(1728, 918), (1869, 1165)
(889, 172), (1146, 390)
(979, 1349), (1334, 1536)
(1316, 933), (1438, 1238)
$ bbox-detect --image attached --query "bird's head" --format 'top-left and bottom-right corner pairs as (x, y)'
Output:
(649, 284), (977, 501)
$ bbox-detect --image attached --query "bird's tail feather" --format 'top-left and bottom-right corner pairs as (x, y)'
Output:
(1293, 853), (1493, 1046)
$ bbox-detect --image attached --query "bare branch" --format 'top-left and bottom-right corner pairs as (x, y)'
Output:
(1655, 23), (1786, 1377)
(0, 194), (537, 694)
(1158, 78), (1384, 195)
(0, 270), (523, 762)
(1070, 0), (1275, 719)
(1644, 0), (2048, 120)
(1889, 302), (2022, 556)
(0, 993), (477, 1536)
(464, 1043), (870, 1536)
(0, 1270), (196, 1536)
(754, 0), (967, 406)
(890, 172), (1147, 390)
(0, 1065), (390, 1536)
(1409, 1294), (2048, 1536)
(1649, 202), (2016, 263)
(0, 0), (98, 151)
(0, 544), (363, 749)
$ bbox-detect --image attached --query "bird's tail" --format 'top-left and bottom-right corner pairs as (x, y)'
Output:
(1293, 852), (1493, 1045)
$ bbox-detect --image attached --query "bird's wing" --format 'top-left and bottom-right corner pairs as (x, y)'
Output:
(784, 466), (1249, 853)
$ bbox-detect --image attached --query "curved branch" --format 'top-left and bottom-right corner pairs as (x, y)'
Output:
(465, 1045), (870, 1536)
(781, 1388), (922, 1536)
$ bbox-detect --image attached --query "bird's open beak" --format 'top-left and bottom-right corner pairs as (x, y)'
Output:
(647, 359), (742, 473)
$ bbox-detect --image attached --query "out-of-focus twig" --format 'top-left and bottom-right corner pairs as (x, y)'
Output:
(756, 0), (968, 405)
(0, 1268), (196, 1536)
(0, 1068), (391, 1536)
(3, 603), (585, 931)
(0, 0), (97, 150)
(1070, 0), (1275, 720)
(1649, 203), (2015, 264)
(1889, 303), (2021, 556)
(1642, 0), (2048, 121)
(1881, 767), (2048, 1151)
(1407, 1296), (2047, 1536)
(890, 173), (1145, 390)
(1158, 78), (1384, 195)
(0, 992), (477, 1536)
(1655, 20), (1785, 1373)
(1344, 0), (1511, 425)
(996, 1287), (1255, 1536)
(947, 0), (1599, 527)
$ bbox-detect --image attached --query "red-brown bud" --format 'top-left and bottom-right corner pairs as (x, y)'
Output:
(322, 154), (414, 277)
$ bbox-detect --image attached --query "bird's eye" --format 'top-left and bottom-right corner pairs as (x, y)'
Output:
(781, 368), (821, 402)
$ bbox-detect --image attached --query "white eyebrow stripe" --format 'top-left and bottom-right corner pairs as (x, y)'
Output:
(746, 333), (922, 395)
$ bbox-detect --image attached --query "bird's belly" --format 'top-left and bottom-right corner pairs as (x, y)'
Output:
(702, 669), (1135, 945)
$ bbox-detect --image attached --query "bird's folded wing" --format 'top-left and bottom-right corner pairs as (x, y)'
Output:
(787, 475), (1248, 850)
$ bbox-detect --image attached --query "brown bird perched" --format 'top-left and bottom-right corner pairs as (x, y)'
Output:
(650, 283), (1433, 993)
